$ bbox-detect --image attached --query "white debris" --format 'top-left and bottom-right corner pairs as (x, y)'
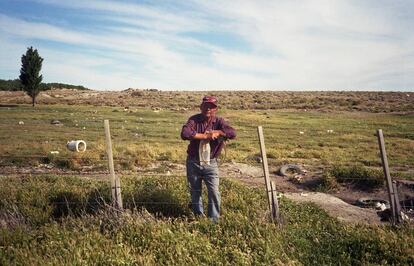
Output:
(299, 131), (304, 134)
(67, 140), (87, 152)
(50, 151), (59, 155)
(375, 202), (387, 211)
(401, 212), (412, 222)
(327, 129), (334, 133)
(18, 121), (24, 125)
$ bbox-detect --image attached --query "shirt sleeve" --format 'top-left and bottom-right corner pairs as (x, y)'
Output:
(219, 118), (236, 139)
(181, 118), (197, 140)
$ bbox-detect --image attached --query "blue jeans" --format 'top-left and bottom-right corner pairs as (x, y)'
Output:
(186, 158), (220, 221)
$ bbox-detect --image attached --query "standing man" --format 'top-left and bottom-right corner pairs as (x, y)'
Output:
(181, 96), (236, 221)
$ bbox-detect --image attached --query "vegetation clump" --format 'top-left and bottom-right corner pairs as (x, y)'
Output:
(319, 171), (340, 191)
(0, 79), (89, 91)
(330, 164), (385, 190)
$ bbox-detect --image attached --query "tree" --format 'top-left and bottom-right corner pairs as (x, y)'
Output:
(19, 47), (43, 106)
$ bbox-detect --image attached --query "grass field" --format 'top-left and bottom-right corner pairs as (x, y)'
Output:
(1, 102), (414, 264)
(0, 104), (413, 177)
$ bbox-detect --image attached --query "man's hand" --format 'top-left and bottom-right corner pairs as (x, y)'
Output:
(206, 130), (225, 140)
(193, 130), (226, 140)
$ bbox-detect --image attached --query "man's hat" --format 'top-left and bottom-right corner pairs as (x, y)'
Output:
(202, 96), (218, 107)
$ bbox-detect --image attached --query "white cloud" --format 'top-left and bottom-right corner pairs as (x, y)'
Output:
(34, 0), (211, 33)
(194, 0), (414, 90)
(0, 0), (413, 90)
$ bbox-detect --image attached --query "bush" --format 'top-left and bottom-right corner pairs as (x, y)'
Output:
(319, 171), (340, 192)
(330, 165), (384, 190)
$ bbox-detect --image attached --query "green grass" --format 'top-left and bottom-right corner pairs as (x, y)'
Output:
(0, 105), (413, 179)
(1, 174), (413, 265)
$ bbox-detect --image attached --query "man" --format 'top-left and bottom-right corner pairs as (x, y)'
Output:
(181, 96), (236, 221)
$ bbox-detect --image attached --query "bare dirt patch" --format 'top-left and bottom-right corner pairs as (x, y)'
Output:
(284, 192), (382, 224)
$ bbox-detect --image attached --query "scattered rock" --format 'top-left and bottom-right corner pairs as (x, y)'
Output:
(50, 119), (62, 125)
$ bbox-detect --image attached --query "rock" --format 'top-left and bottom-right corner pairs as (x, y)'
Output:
(50, 119), (62, 125)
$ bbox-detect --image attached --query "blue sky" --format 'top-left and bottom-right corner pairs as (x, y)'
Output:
(0, 0), (413, 91)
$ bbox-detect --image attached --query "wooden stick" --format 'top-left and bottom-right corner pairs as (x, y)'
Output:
(377, 129), (397, 224)
(104, 120), (123, 210)
(257, 126), (275, 220)
(392, 181), (402, 223)
(271, 181), (280, 223)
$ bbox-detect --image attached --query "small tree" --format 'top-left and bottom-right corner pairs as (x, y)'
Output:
(19, 47), (43, 106)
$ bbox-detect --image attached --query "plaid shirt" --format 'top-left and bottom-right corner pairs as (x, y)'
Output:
(181, 114), (236, 160)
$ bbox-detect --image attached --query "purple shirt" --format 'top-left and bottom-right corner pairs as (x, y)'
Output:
(181, 114), (236, 159)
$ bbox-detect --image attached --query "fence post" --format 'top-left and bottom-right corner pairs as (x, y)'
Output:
(257, 126), (280, 223)
(104, 120), (123, 211)
(271, 181), (280, 222)
(392, 181), (402, 223)
(377, 129), (400, 224)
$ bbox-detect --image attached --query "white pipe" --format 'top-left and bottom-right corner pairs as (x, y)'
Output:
(67, 140), (87, 152)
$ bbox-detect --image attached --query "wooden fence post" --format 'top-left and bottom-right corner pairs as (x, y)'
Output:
(271, 181), (280, 222)
(257, 126), (280, 223)
(377, 129), (400, 224)
(392, 181), (402, 223)
(104, 120), (123, 211)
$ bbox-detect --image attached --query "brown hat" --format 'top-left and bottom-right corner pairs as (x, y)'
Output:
(202, 96), (218, 107)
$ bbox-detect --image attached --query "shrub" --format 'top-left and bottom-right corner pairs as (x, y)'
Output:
(319, 171), (340, 192)
(330, 165), (384, 190)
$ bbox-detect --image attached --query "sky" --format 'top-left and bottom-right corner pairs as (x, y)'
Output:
(0, 0), (413, 91)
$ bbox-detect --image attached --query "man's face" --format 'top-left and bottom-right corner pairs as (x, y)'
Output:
(200, 102), (218, 118)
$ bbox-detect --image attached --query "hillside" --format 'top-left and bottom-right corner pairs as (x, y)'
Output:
(0, 89), (413, 113)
